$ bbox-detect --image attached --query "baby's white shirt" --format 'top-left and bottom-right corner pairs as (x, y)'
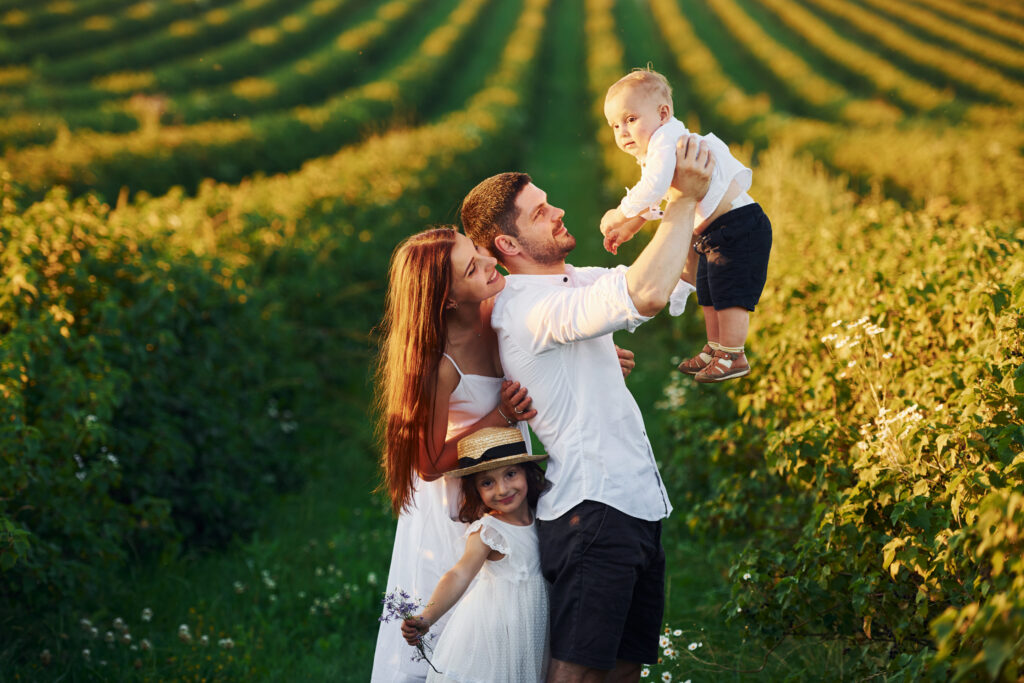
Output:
(618, 116), (753, 225)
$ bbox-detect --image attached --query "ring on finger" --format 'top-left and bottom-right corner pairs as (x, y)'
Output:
(514, 409), (524, 414)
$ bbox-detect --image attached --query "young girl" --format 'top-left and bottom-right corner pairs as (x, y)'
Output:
(401, 427), (550, 683)
(600, 68), (773, 383)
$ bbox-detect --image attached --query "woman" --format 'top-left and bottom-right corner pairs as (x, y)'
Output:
(370, 227), (536, 682)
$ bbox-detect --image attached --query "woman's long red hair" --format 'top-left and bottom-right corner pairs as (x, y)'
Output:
(375, 227), (457, 515)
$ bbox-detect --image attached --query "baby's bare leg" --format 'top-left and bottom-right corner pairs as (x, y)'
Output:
(716, 307), (749, 348)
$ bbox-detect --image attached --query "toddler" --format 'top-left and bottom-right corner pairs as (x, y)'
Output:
(401, 427), (550, 683)
(601, 68), (772, 382)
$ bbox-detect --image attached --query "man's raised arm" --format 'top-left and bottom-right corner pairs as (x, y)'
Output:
(625, 134), (713, 317)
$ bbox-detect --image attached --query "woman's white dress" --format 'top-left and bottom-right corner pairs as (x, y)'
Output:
(371, 357), (529, 682)
(427, 514), (549, 683)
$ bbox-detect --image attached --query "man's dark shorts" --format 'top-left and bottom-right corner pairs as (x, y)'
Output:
(537, 500), (665, 670)
(694, 202), (772, 311)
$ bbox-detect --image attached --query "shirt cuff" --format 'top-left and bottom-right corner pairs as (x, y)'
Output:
(609, 265), (653, 333)
(668, 280), (696, 317)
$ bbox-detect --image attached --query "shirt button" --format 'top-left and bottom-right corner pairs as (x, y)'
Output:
(562, 276), (568, 283)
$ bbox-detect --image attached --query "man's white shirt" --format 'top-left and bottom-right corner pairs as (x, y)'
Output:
(490, 264), (694, 522)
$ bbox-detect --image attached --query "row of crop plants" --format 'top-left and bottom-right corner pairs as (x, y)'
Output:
(858, 0), (1024, 73)
(705, 0), (901, 126)
(0, 0), (382, 117)
(16, 0), (300, 81)
(651, 145), (1023, 679)
(0, 0), (146, 39)
(801, 0), (1024, 105)
(0, 0), (418, 148)
(737, 0), (953, 113)
(1, 0), (512, 203)
(915, 0), (1024, 45)
(3, 0), (238, 64)
(0, 0), (442, 128)
(1, 0), (552, 673)
(0, 0), (370, 116)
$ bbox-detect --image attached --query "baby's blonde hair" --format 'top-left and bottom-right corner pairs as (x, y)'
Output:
(606, 67), (673, 113)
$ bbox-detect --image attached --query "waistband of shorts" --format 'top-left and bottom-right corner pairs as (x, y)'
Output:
(702, 202), (763, 234)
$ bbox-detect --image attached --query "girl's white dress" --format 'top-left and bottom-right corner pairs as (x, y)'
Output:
(427, 514), (549, 683)
(371, 356), (529, 683)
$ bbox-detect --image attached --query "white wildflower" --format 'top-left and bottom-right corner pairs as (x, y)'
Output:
(141, 608), (152, 622)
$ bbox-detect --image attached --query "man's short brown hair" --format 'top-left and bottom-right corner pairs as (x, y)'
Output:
(460, 172), (532, 259)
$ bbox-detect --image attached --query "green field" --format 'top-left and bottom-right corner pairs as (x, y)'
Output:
(1, 0), (1022, 680)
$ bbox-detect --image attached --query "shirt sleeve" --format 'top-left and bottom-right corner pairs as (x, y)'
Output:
(619, 127), (679, 218)
(467, 518), (509, 554)
(505, 266), (651, 354)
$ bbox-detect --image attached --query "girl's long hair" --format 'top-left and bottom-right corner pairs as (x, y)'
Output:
(375, 227), (458, 515)
(458, 462), (549, 523)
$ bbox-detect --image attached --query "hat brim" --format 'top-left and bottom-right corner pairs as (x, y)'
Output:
(444, 453), (547, 478)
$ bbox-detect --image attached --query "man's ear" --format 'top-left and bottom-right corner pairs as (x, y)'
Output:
(494, 234), (519, 259)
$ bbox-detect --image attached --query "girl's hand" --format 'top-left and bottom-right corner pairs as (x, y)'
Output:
(401, 615), (429, 646)
(500, 380), (537, 423)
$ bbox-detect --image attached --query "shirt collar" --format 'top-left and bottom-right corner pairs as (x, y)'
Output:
(506, 264), (575, 287)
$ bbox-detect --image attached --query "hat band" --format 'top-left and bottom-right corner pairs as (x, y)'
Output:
(457, 441), (527, 469)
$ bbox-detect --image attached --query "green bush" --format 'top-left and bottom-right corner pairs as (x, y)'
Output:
(659, 148), (1024, 678)
(0, 182), (304, 609)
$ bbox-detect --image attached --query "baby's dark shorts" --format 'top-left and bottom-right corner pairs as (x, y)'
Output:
(694, 203), (772, 311)
(537, 501), (665, 670)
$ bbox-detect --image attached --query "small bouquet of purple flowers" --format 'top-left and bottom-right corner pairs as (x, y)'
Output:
(379, 588), (440, 673)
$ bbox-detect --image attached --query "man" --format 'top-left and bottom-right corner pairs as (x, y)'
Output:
(460, 136), (713, 682)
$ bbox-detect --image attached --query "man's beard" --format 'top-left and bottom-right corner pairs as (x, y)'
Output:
(517, 232), (576, 265)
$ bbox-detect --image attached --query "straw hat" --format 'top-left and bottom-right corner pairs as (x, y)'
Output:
(446, 427), (547, 478)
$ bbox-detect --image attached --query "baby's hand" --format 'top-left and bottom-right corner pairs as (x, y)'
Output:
(401, 615), (429, 646)
(600, 208), (627, 238)
(603, 228), (629, 255)
(601, 209), (646, 255)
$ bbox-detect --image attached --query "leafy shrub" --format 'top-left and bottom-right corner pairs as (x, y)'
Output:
(660, 147), (1024, 678)
(0, 180), (303, 609)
